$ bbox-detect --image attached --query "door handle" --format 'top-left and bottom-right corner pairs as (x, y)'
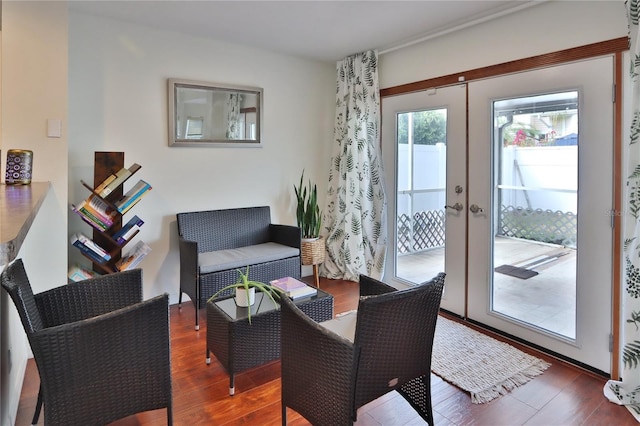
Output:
(445, 203), (463, 212)
(469, 204), (484, 214)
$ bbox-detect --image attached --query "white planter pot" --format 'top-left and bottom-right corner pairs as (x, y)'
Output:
(235, 287), (256, 307)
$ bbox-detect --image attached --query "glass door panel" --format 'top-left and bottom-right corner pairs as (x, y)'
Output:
(381, 85), (467, 316)
(493, 91), (578, 339)
(396, 109), (447, 284)
(467, 57), (613, 373)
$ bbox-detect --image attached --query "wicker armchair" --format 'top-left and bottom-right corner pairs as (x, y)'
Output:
(280, 272), (445, 426)
(1, 259), (172, 426)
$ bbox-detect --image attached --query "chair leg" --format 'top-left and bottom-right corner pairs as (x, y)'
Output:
(167, 404), (173, 426)
(194, 301), (200, 331)
(424, 375), (434, 426)
(281, 403), (287, 425)
(32, 384), (43, 425)
(194, 285), (200, 331)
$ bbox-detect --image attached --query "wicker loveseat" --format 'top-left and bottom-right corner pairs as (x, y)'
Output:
(177, 206), (301, 330)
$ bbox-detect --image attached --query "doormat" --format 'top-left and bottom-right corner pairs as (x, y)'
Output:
(431, 317), (551, 403)
(495, 264), (539, 279)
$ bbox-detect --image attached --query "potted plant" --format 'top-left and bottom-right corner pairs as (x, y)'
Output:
(294, 171), (326, 287)
(294, 170), (322, 240)
(208, 266), (281, 324)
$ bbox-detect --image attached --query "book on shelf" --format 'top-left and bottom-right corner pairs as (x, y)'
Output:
(71, 239), (110, 264)
(70, 232), (111, 261)
(269, 276), (317, 299)
(116, 240), (151, 271)
(77, 204), (112, 230)
(111, 215), (144, 244)
(68, 265), (98, 282)
(77, 195), (118, 227)
(117, 188), (151, 215)
(98, 163), (141, 197)
(87, 194), (117, 219)
(115, 179), (152, 214)
(94, 174), (116, 195)
(71, 204), (110, 231)
(72, 240), (107, 264)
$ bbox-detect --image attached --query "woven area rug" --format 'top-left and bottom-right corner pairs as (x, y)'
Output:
(432, 317), (551, 404)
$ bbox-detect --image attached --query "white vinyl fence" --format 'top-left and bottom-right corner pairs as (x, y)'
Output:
(397, 144), (578, 253)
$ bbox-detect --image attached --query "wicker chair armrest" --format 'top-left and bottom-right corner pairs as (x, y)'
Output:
(359, 274), (396, 297)
(269, 224), (301, 249)
(179, 234), (199, 279)
(32, 294), (171, 425)
(34, 269), (143, 327)
(281, 296), (356, 424)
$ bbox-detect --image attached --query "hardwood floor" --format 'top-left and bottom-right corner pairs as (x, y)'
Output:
(16, 276), (635, 425)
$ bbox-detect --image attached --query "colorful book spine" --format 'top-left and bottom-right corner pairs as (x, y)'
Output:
(72, 239), (109, 264)
(68, 265), (98, 282)
(116, 241), (151, 271)
(111, 215), (144, 244)
(115, 180), (152, 213)
(79, 207), (111, 230)
(78, 200), (114, 229)
(71, 232), (111, 260)
(99, 163), (141, 197)
(94, 174), (116, 195)
(81, 203), (113, 227)
(71, 204), (109, 231)
(87, 195), (117, 222)
(117, 188), (151, 214)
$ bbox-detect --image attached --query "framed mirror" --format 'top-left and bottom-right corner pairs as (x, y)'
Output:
(168, 78), (263, 147)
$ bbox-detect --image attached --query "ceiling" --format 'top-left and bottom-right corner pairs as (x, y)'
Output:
(69, 1), (542, 63)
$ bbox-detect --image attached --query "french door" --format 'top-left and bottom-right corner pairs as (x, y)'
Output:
(381, 56), (614, 372)
(381, 84), (467, 316)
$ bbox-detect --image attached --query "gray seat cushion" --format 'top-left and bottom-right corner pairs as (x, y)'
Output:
(319, 310), (357, 342)
(198, 242), (300, 274)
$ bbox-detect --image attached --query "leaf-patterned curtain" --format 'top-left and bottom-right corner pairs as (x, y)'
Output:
(604, 0), (640, 420)
(225, 93), (242, 139)
(320, 50), (387, 282)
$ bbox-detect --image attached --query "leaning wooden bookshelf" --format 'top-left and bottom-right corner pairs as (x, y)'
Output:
(70, 152), (152, 277)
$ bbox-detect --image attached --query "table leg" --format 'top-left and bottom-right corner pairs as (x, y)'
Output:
(313, 264), (320, 288)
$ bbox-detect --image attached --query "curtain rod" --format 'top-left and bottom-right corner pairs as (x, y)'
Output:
(379, 0), (548, 56)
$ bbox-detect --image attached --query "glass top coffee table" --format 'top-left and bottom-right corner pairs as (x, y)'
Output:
(206, 287), (333, 395)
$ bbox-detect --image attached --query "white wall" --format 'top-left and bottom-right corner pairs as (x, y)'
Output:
(1, 2), (68, 424)
(1, 3), (68, 280)
(68, 12), (335, 302)
(379, 1), (628, 89)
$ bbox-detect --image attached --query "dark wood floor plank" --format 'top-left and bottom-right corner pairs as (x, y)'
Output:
(15, 276), (636, 425)
(523, 374), (610, 425)
(508, 362), (581, 410)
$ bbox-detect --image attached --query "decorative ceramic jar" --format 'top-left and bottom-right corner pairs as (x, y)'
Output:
(5, 149), (33, 185)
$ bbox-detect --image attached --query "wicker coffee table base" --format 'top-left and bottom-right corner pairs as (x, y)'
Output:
(206, 289), (333, 395)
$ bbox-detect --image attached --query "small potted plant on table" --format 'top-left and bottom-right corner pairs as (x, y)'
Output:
(208, 266), (281, 324)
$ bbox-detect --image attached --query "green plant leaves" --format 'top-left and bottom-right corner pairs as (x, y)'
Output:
(206, 266), (280, 324)
(294, 170), (322, 238)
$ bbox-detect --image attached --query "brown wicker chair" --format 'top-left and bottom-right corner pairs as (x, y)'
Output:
(280, 272), (445, 426)
(1, 259), (172, 426)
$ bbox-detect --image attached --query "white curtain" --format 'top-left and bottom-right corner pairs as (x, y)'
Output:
(604, 0), (640, 420)
(225, 93), (242, 139)
(320, 50), (387, 282)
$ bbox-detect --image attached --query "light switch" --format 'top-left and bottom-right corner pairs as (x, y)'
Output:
(47, 119), (61, 138)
